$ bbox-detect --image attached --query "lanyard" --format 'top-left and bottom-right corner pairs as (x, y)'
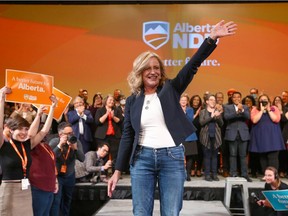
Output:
(41, 144), (55, 161)
(9, 139), (28, 178)
(61, 145), (71, 165)
(40, 144), (58, 175)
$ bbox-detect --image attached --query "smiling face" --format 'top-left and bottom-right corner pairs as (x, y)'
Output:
(105, 96), (115, 108)
(180, 96), (189, 108)
(142, 57), (161, 92)
(192, 96), (201, 108)
(206, 95), (216, 108)
(232, 93), (242, 105)
(11, 127), (29, 142)
(263, 169), (276, 184)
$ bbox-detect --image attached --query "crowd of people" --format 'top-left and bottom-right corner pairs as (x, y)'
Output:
(1, 84), (288, 215)
(0, 20), (288, 216)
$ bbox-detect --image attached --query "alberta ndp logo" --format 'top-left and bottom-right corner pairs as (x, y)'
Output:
(142, 21), (221, 67)
(143, 21), (170, 50)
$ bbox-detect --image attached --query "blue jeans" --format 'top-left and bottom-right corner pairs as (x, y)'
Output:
(31, 185), (54, 216)
(50, 173), (75, 216)
(228, 135), (248, 177)
(130, 144), (185, 216)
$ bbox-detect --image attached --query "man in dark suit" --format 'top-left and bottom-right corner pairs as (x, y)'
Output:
(224, 91), (252, 182)
(67, 96), (94, 154)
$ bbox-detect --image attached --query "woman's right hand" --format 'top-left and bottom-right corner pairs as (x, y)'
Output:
(107, 170), (121, 197)
(0, 86), (11, 99)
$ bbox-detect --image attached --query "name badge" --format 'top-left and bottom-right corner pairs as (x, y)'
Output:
(60, 165), (67, 173)
(21, 178), (30, 190)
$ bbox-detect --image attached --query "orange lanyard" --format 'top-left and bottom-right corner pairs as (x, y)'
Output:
(9, 139), (28, 178)
(41, 144), (58, 175)
(61, 145), (71, 165)
(41, 144), (55, 161)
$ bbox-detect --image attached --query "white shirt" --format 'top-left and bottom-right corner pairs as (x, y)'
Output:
(138, 93), (175, 148)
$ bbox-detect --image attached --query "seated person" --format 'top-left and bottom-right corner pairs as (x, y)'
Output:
(75, 143), (112, 183)
(257, 166), (288, 216)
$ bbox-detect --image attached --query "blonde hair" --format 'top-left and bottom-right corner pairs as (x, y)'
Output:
(127, 51), (167, 95)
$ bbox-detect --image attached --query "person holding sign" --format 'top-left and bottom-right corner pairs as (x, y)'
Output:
(107, 20), (237, 215)
(257, 166), (288, 216)
(0, 86), (58, 215)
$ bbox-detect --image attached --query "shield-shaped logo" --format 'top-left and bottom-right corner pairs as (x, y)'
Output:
(143, 21), (170, 50)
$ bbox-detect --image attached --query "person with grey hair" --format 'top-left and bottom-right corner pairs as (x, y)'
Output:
(108, 20), (237, 216)
(67, 96), (94, 154)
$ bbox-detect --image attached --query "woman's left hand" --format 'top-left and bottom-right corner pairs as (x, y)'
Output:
(210, 20), (237, 40)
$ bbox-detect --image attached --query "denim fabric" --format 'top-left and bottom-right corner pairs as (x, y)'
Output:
(31, 185), (54, 216)
(228, 135), (248, 177)
(50, 172), (75, 216)
(130, 145), (185, 216)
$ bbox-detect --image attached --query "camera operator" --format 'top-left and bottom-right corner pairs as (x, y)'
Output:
(49, 122), (85, 216)
(249, 94), (285, 173)
(75, 143), (112, 183)
(256, 166), (288, 216)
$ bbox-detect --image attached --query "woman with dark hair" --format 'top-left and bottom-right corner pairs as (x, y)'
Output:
(199, 94), (223, 181)
(189, 94), (203, 177)
(89, 93), (103, 150)
(0, 86), (57, 215)
(94, 94), (123, 167)
(249, 94), (285, 173)
(242, 95), (256, 110)
(242, 95), (260, 178)
(89, 93), (103, 119)
(256, 166), (288, 216)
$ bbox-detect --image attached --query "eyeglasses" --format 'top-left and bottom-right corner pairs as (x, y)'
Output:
(62, 131), (73, 136)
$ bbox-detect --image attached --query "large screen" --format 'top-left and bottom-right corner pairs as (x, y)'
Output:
(0, 3), (287, 101)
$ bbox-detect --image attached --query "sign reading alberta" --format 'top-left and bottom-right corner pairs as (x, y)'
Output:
(263, 190), (288, 211)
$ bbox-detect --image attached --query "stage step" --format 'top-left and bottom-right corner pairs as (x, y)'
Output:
(94, 200), (231, 215)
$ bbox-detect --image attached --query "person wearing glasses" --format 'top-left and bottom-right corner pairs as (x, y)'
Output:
(49, 122), (85, 216)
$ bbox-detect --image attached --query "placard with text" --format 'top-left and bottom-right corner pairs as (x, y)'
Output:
(34, 87), (72, 121)
(5, 69), (54, 105)
(262, 190), (288, 211)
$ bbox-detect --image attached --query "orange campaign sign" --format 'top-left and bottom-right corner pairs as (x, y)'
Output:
(5, 69), (54, 105)
(34, 87), (72, 121)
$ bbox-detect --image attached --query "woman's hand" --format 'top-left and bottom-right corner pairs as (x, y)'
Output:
(37, 105), (47, 117)
(210, 20), (237, 40)
(50, 94), (58, 108)
(107, 170), (121, 197)
(0, 86), (11, 99)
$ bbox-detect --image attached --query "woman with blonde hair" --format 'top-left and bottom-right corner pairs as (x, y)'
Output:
(108, 20), (237, 215)
(180, 94), (198, 181)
